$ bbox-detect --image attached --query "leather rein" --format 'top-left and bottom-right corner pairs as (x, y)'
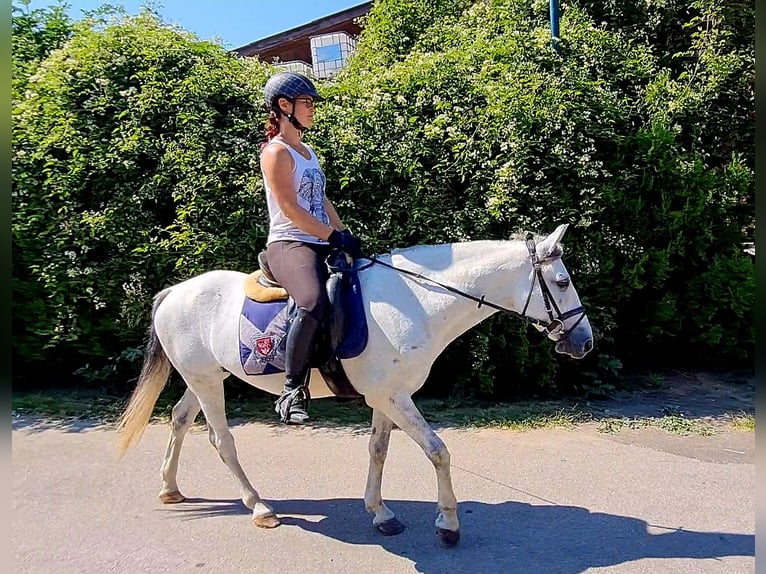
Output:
(359, 234), (586, 340)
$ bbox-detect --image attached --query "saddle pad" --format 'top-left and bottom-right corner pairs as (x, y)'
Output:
(239, 298), (290, 375)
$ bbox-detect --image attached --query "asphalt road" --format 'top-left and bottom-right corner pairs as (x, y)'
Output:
(12, 415), (755, 574)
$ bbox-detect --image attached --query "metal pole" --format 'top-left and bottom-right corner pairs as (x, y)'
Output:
(550, 0), (561, 55)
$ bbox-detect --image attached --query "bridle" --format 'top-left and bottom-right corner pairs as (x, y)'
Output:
(518, 234), (587, 340)
(360, 234), (587, 341)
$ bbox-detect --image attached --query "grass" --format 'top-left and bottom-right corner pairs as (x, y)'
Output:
(11, 390), (586, 430)
(596, 415), (719, 436)
(728, 411), (755, 431)
(227, 395), (372, 426)
(12, 388), (752, 436)
(418, 400), (592, 430)
(10, 390), (373, 428)
(12, 390), (128, 421)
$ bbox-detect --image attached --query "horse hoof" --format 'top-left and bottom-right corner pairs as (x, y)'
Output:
(376, 518), (406, 536)
(253, 513), (281, 529)
(436, 527), (461, 546)
(158, 491), (185, 504)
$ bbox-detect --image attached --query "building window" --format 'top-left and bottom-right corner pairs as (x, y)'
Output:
(315, 44), (342, 63)
(310, 32), (357, 78)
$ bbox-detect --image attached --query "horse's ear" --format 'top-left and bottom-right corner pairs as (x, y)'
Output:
(538, 223), (569, 258)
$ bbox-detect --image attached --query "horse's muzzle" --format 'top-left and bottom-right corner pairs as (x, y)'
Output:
(554, 319), (594, 359)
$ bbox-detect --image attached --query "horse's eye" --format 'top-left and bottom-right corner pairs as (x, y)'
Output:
(555, 273), (570, 289)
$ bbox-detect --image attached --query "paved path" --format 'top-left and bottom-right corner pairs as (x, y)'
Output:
(12, 416), (755, 573)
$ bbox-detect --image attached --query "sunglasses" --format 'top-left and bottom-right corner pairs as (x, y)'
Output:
(294, 98), (315, 109)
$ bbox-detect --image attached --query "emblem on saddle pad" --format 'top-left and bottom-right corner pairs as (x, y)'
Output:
(254, 336), (277, 361)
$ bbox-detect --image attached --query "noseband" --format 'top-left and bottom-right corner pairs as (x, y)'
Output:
(363, 234), (586, 340)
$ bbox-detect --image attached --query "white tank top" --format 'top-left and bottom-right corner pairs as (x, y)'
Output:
(261, 136), (330, 245)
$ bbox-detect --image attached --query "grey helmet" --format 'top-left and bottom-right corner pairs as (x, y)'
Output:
(263, 72), (323, 111)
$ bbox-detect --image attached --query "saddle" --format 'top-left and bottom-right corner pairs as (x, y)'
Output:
(240, 249), (368, 398)
(243, 253), (287, 302)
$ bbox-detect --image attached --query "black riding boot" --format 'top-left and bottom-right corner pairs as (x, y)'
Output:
(275, 307), (320, 424)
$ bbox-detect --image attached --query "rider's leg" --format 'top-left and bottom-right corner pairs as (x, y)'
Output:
(276, 307), (320, 423)
(266, 240), (329, 424)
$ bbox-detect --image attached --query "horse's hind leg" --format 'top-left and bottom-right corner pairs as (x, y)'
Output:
(364, 409), (405, 535)
(159, 389), (202, 503)
(373, 391), (460, 546)
(183, 371), (280, 529)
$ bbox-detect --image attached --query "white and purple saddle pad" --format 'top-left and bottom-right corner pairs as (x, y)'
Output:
(239, 299), (291, 376)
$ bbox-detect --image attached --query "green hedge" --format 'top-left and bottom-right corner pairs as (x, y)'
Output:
(12, 1), (753, 397)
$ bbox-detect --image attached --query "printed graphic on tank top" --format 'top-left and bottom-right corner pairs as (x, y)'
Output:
(298, 168), (329, 226)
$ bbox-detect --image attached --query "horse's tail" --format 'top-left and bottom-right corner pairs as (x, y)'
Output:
(117, 288), (174, 459)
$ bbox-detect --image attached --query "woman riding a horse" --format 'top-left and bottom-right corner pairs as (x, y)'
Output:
(260, 72), (364, 424)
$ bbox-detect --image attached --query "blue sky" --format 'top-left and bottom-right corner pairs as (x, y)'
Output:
(22, 0), (368, 49)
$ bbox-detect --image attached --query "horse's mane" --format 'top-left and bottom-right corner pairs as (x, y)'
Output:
(386, 235), (563, 260)
(387, 240), (506, 260)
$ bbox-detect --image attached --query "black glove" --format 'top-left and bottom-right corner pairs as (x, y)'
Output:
(327, 229), (364, 258)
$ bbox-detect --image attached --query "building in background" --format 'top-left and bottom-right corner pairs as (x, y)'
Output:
(233, 2), (372, 79)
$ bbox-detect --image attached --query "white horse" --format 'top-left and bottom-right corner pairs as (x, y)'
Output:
(117, 223), (593, 546)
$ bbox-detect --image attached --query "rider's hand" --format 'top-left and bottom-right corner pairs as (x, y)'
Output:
(327, 229), (364, 259)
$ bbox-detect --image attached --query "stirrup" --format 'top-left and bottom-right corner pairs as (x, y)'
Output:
(275, 386), (310, 424)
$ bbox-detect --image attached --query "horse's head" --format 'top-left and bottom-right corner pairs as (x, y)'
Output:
(519, 224), (593, 359)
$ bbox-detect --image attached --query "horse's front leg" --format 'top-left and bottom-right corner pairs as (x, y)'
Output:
(364, 409), (406, 535)
(374, 392), (460, 546)
(184, 373), (280, 529)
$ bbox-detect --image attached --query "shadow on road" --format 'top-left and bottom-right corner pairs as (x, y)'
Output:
(156, 496), (754, 573)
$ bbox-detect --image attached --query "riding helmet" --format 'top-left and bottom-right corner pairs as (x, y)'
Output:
(263, 72), (324, 111)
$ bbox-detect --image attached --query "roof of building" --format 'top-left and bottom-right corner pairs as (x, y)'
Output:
(233, 2), (372, 60)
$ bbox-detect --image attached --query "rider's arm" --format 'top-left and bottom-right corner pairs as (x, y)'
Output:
(261, 145), (334, 241)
